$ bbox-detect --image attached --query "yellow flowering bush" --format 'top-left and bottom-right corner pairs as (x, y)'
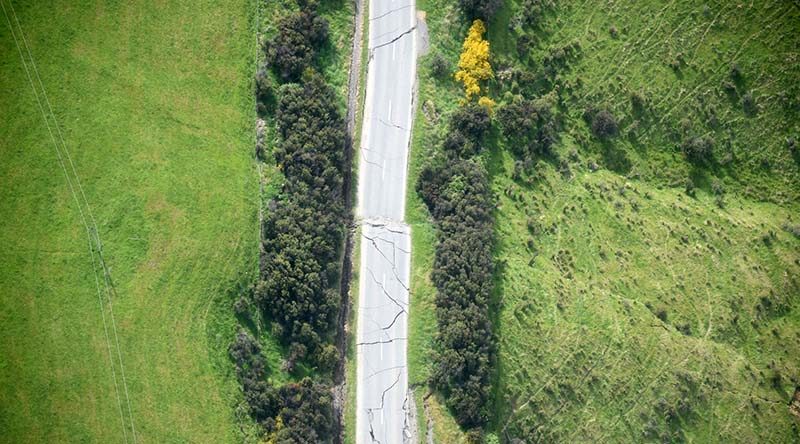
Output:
(454, 19), (493, 101)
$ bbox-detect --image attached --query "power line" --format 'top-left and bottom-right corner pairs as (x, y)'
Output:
(1, 1), (136, 441)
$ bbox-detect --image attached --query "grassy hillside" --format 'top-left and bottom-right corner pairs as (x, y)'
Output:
(409, 0), (800, 441)
(0, 0), (262, 442)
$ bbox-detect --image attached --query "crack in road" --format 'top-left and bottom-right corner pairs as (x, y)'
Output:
(381, 309), (405, 331)
(357, 337), (408, 346)
(402, 391), (413, 443)
(361, 221), (411, 292)
(366, 365), (407, 381)
(370, 26), (417, 52)
(363, 218), (409, 234)
(363, 233), (397, 266)
(365, 265), (409, 311)
(375, 372), (402, 410)
(361, 155), (384, 169)
(378, 117), (410, 131)
(369, 233), (412, 254)
(366, 372), (404, 443)
(363, 234), (411, 291)
(370, 5), (413, 22)
(367, 410), (381, 444)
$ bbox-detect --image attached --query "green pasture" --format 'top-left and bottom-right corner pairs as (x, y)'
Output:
(0, 0), (264, 442)
(408, 0), (800, 441)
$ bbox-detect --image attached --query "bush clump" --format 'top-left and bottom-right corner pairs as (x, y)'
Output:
(511, 0), (555, 30)
(268, 5), (329, 81)
(458, 0), (503, 21)
(591, 109), (619, 139)
(682, 135), (715, 165)
(430, 51), (451, 78)
(228, 330), (335, 442)
(497, 93), (558, 157)
(444, 104), (492, 157)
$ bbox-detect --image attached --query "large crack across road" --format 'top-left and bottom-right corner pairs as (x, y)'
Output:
(366, 372), (404, 443)
(370, 26), (417, 52)
(365, 266), (408, 311)
(363, 218), (409, 234)
(357, 337), (408, 346)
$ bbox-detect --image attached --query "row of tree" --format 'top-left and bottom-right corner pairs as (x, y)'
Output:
(417, 104), (497, 432)
(230, 1), (346, 441)
(256, 69), (347, 372)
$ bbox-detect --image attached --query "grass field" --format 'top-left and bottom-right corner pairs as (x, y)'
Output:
(408, 0), (800, 441)
(0, 0), (263, 442)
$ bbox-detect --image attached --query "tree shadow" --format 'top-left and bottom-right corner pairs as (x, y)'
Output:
(599, 140), (632, 175)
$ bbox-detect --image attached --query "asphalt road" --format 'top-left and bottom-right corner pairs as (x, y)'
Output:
(355, 0), (417, 442)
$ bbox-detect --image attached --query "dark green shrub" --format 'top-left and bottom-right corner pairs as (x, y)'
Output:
(255, 68), (275, 116)
(272, 379), (334, 443)
(682, 135), (714, 165)
(498, 95), (557, 157)
(268, 8), (329, 81)
(515, 0), (554, 29)
(430, 51), (451, 78)
(458, 0), (503, 21)
(450, 104), (492, 145)
(630, 91), (646, 113)
(591, 110), (619, 139)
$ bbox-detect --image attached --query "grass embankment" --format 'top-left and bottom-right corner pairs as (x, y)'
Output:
(0, 0), (261, 442)
(344, 2), (370, 443)
(409, 0), (800, 442)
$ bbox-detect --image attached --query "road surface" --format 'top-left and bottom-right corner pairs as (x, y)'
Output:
(355, 0), (417, 442)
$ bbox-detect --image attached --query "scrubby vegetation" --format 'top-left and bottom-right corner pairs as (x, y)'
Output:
(257, 70), (346, 372)
(267, 3), (330, 81)
(418, 128), (496, 430)
(408, 0), (800, 442)
(228, 0), (353, 441)
(229, 330), (335, 441)
(458, 0), (503, 21)
(416, 22), (499, 434)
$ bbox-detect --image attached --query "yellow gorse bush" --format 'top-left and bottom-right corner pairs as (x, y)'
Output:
(455, 19), (493, 103)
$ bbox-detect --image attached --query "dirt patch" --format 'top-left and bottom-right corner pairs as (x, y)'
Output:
(422, 391), (435, 444)
(416, 11), (430, 56)
(790, 387), (800, 420)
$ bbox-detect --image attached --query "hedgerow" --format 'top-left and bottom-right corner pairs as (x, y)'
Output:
(256, 69), (346, 371)
(230, 0), (348, 441)
(418, 157), (495, 428)
(417, 95), (497, 430)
